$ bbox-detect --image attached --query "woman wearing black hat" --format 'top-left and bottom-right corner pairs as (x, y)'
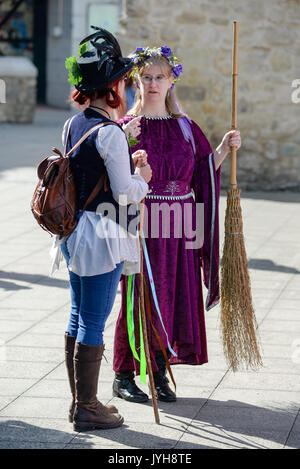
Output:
(58, 27), (152, 431)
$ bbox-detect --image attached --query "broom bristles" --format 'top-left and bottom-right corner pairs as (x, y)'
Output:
(221, 187), (263, 372)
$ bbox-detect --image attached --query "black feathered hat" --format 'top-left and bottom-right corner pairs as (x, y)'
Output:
(65, 26), (134, 93)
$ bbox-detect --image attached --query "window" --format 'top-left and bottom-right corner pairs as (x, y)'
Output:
(87, 1), (121, 36)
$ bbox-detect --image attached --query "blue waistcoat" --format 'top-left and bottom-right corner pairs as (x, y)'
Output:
(65, 108), (137, 231)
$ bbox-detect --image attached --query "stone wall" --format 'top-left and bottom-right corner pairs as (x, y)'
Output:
(117, 0), (300, 190)
(0, 57), (37, 123)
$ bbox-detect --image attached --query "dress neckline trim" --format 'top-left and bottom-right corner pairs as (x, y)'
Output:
(128, 114), (174, 120)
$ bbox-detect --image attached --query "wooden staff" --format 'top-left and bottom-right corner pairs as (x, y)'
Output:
(230, 21), (238, 188)
(138, 199), (160, 424)
(220, 21), (263, 372)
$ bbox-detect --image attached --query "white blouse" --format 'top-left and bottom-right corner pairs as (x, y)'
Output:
(50, 122), (148, 277)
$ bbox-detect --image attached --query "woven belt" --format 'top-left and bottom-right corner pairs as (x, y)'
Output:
(146, 192), (194, 200)
(146, 180), (193, 200)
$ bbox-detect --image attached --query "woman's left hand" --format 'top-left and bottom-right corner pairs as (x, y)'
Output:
(220, 130), (241, 154)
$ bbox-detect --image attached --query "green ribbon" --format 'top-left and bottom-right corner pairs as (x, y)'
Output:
(126, 275), (139, 362)
(126, 274), (147, 384)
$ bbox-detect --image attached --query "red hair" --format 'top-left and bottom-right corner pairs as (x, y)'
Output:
(71, 76), (125, 109)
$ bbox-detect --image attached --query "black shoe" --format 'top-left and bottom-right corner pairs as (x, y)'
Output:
(113, 371), (149, 403)
(153, 373), (177, 402)
(153, 351), (176, 402)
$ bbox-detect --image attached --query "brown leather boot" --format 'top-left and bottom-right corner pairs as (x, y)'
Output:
(64, 333), (118, 423)
(73, 341), (124, 431)
(64, 332), (76, 422)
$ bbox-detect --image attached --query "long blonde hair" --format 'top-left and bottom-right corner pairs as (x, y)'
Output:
(128, 55), (185, 118)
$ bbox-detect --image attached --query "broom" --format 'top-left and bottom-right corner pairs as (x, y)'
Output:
(220, 21), (263, 372)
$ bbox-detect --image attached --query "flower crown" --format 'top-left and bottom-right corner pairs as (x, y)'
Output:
(129, 46), (183, 83)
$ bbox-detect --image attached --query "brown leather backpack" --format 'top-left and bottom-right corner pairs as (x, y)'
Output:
(31, 117), (114, 238)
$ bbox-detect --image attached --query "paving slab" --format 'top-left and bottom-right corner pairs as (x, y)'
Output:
(2, 345), (63, 363)
(24, 379), (114, 401)
(0, 378), (38, 397)
(0, 361), (60, 380)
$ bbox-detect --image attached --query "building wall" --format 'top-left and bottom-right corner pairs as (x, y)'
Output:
(46, 0), (72, 108)
(117, 0), (300, 190)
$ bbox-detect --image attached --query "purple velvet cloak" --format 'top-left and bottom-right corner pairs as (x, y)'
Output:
(113, 116), (221, 372)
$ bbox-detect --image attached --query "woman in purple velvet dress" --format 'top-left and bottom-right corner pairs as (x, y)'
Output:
(112, 47), (241, 403)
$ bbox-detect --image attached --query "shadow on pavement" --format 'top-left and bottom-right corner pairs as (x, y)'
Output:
(0, 396), (297, 449)
(0, 270), (68, 291)
(0, 280), (31, 291)
(159, 398), (298, 449)
(219, 258), (300, 274)
(248, 259), (300, 274)
(0, 419), (77, 449)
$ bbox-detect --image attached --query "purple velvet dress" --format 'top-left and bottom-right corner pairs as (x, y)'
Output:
(113, 115), (221, 374)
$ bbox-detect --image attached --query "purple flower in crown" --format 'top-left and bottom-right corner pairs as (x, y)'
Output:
(135, 47), (144, 53)
(172, 64), (183, 78)
(160, 46), (172, 58)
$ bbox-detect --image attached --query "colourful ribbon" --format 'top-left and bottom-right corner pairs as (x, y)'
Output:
(126, 273), (147, 384)
(141, 235), (177, 358)
(126, 274), (139, 361)
(126, 234), (177, 385)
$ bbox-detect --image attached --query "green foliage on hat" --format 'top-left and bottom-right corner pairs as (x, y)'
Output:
(78, 42), (88, 57)
(65, 56), (83, 86)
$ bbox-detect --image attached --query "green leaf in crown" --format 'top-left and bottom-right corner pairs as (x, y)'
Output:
(65, 56), (83, 86)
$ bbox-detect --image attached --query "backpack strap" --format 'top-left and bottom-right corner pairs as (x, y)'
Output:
(63, 115), (76, 156)
(66, 121), (119, 157)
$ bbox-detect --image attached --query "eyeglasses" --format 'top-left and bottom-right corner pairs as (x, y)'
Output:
(140, 74), (170, 84)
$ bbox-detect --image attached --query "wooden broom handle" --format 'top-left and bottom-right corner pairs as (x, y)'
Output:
(230, 21), (239, 188)
(138, 199), (160, 424)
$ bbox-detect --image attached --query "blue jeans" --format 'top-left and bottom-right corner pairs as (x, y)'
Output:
(61, 241), (123, 346)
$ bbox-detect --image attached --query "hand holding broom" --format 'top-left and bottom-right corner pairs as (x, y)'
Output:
(214, 130), (241, 170)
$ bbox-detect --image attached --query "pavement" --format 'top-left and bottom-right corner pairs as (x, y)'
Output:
(0, 106), (299, 450)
